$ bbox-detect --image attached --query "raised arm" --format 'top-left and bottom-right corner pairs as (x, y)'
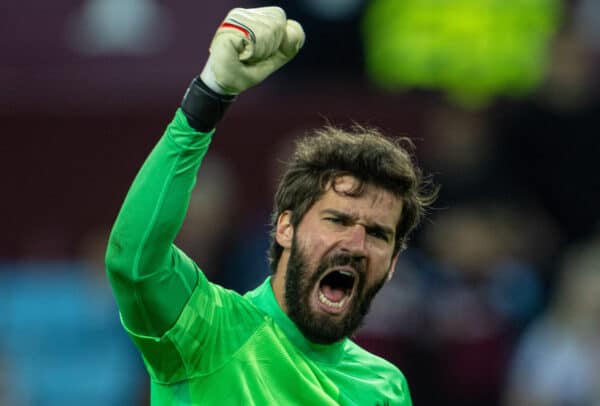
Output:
(105, 7), (304, 338)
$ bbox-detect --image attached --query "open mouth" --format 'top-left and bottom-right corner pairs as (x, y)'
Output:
(315, 268), (358, 314)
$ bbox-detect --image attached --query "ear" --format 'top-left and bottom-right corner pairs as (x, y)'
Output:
(386, 253), (400, 282)
(275, 210), (294, 249)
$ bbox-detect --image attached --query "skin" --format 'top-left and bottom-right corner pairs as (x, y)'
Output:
(271, 175), (403, 342)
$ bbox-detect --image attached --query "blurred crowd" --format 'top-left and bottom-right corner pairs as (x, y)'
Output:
(2, 0), (600, 405)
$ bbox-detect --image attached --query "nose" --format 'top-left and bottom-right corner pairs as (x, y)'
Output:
(340, 224), (368, 258)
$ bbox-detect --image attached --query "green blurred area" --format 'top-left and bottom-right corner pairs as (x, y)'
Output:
(363, 0), (563, 107)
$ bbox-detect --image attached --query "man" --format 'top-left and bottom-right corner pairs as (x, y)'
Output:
(106, 6), (434, 405)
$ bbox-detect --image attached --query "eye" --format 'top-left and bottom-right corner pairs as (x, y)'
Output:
(367, 228), (389, 242)
(324, 217), (343, 224)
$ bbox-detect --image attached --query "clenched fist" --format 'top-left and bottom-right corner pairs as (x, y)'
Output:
(200, 7), (305, 95)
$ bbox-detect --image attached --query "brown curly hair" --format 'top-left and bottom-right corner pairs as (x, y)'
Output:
(268, 125), (437, 273)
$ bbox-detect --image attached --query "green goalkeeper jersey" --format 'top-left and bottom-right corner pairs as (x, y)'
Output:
(106, 110), (412, 405)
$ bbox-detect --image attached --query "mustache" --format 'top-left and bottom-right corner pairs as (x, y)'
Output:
(318, 252), (367, 276)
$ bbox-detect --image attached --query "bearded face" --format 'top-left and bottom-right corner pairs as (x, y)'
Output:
(284, 234), (388, 344)
(274, 176), (402, 344)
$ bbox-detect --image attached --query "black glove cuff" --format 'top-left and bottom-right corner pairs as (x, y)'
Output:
(180, 77), (236, 132)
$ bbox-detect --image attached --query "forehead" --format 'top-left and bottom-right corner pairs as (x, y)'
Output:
(311, 176), (403, 227)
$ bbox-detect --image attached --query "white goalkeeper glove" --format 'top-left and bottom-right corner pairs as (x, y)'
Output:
(200, 7), (305, 95)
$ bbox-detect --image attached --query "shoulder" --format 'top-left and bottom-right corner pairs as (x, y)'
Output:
(343, 340), (408, 387)
(185, 275), (266, 325)
(336, 340), (412, 405)
(141, 279), (268, 383)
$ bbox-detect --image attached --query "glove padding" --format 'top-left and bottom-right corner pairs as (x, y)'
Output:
(200, 7), (305, 95)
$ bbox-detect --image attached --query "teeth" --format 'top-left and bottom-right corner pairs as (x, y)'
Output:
(318, 291), (348, 309)
(338, 270), (353, 277)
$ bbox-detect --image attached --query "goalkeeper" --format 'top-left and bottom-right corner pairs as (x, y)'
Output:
(106, 6), (432, 405)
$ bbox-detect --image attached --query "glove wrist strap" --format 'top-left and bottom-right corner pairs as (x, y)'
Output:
(180, 77), (236, 131)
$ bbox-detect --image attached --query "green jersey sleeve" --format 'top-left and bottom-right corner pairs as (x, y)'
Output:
(106, 109), (211, 338)
(106, 109), (268, 384)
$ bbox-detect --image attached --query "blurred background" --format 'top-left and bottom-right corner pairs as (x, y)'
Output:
(1, 0), (599, 404)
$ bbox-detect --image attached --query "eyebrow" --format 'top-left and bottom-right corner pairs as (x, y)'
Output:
(320, 209), (395, 239)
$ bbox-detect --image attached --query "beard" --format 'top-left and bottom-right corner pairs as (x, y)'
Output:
(284, 235), (388, 344)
